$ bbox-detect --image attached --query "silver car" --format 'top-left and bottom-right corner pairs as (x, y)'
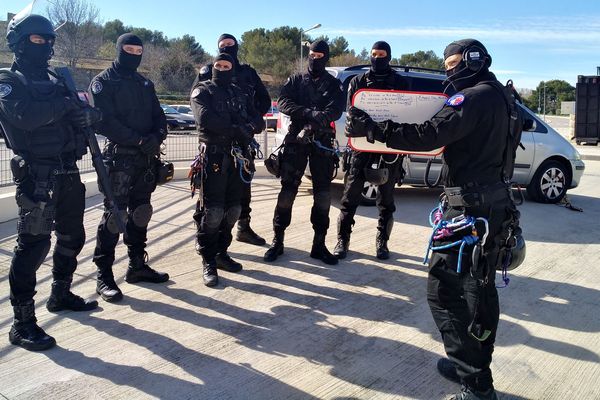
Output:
(275, 66), (585, 204)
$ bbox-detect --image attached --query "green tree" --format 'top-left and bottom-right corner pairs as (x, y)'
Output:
(329, 49), (369, 67)
(329, 36), (350, 58)
(170, 34), (208, 64)
(127, 27), (169, 47)
(524, 80), (575, 115)
(239, 26), (301, 85)
(103, 19), (126, 43)
(395, 50), (444, 70)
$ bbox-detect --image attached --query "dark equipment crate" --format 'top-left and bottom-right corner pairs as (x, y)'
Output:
(575, 75), (600, 145)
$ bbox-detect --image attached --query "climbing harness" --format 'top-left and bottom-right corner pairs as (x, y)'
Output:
(423, 199), (489, 274)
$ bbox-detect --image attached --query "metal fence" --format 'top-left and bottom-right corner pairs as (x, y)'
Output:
(0, 131), (275, 188)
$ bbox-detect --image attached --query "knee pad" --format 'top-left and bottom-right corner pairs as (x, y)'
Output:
(54, 229), (86, 257)
(204, 207), (224, 230)
(106, 210), (128, 234)
(131, 204), (153, 228)
(224, 205), (241, 226)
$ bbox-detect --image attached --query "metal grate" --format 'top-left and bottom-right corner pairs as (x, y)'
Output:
(1, 131), (273, 187)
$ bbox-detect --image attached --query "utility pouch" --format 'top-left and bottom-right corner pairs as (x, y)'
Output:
(10, 156), (29, 183)
(156, 160), (174, 185)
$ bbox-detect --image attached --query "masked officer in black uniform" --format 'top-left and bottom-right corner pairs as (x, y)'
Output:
(193, 33), (271, 246)
(0, 14), (100, 351)
(348, 39), (521, 400)
(191, 53), (264, 287)
(89, 33), (169, 303)
(264, 40), (344, 265)
(334, 41), (407, 260)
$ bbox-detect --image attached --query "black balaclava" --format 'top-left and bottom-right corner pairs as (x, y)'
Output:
(308, 40), (329, 77)
(218, 33), (239, 63)
(115, 33), (143, 74)
(443, 38), (492, 91)
(370, 41), (392, 74)
(16, 35), (55, 71)
(212, 53), (235, 86)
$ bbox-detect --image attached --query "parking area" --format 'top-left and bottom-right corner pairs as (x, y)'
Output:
(0, 156), (598, 399)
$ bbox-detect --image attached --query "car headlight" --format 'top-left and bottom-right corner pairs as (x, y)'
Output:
(573, 150), (582, 161)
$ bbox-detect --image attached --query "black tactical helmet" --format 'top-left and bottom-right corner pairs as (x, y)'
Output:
(497, 233), (526, 271)
(506, 233), (526, 271)
(6, 14), (56, 51)
(265, 151), (281, 178)
(363, 167), (389, 186)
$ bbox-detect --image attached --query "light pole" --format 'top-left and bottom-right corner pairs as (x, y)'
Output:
(543, 81), (547, 121)
(300, 23), (321, 72)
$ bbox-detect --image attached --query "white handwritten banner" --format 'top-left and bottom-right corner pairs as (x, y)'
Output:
(349, 89), (447, 156)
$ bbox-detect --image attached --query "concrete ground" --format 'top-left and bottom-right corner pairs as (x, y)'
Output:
(0, 157), (598, 399)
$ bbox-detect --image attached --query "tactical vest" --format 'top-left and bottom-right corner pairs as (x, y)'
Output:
(0, 68), (81, 160)
(195, 63), (259, 111)
(194, 80), (248, 144)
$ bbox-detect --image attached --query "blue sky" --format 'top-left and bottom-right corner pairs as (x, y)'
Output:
(2, 0), (600, 89)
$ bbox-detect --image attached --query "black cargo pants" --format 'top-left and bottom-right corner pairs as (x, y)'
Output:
(10, 164), (86, 305)
(427, 199), (511, 392)
(193, 145), (243, 263)
(272, 141), (336, 236)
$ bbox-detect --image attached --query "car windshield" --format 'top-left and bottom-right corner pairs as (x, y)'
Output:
(161, 105), (178, 114)
(179, 106), (191, 113)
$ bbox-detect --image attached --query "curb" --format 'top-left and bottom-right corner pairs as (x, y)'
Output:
(580, 154), (600, 161)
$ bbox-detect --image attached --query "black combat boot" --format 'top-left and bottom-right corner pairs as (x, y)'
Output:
(215, 252), (243, 272)
(333, 237), (350, 259)
(236, 218), (266, 246)
(376, 219), (393, 260)
(437, 357), (461, 384)
(96, 265), (123, 303)
(125, 252), (169, 284)
(375, 232), (390, 260)
(448, 385), (498, 400)
(46, 280), (98, 312)
(264, 231), (284, 262)
(310, 232), (338, 265)
(203, 260), (219, 287)
(9, 300), (56, 351)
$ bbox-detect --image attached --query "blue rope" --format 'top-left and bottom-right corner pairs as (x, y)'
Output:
(496, 252), (511, 288)
(313, 139), (341, 157)
(237, 160), (253, 184)
(231, 145), (254, 184)
(250, 138), (263, 159)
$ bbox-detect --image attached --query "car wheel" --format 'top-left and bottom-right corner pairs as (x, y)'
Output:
(526, 159), (571, 203)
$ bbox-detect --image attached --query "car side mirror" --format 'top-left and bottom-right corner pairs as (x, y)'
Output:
(523, 118), (536, 132)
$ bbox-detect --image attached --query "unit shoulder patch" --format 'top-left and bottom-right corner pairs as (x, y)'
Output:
(446, 93), (465, 107)
(91, 80), (103, 94)
(0, 83), (13, 98)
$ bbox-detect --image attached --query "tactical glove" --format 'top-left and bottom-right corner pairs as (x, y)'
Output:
(69, 106), (103, 128)
(347, 106), (386, 143)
